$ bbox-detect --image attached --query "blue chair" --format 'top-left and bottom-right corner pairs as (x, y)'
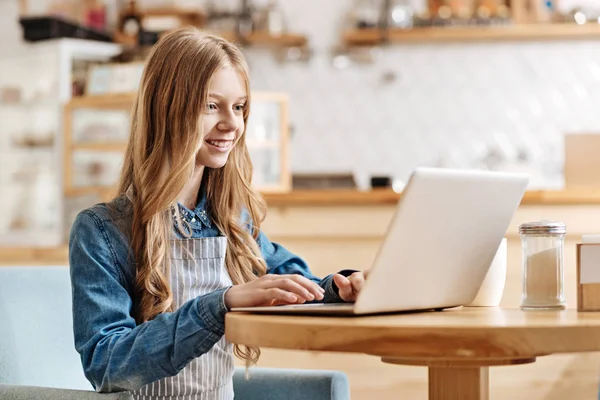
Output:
(0, 266), (350, 400)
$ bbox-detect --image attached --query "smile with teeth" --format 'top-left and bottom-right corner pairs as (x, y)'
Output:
(205, 139), (232, 148)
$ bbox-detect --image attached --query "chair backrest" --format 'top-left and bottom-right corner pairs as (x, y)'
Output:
(0, 266), (93, 390)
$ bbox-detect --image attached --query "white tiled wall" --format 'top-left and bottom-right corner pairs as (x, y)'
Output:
(248, 42), (600, 189)
(243, 0), (600, 189)
(5, 0), (600, 189)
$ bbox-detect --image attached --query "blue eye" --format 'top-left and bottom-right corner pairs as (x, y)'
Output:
(234, 103), (246, 112)
(206, 103), (217, 111)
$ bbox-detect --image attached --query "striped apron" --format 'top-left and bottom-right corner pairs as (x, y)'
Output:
(132, 236), (235, 400)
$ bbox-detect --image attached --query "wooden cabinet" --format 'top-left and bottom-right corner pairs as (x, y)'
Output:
(246, 92), (291, 192)
(62, 92), (291, 232)
(63, 94), (132, 198)
(62, 94), (132, 237)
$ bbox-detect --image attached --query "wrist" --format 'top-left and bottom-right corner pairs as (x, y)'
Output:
(223, 286), (235, 311)
(196, 288), (229, 335)
(223, 286), (233, 311)
(322, 274), (345, 303)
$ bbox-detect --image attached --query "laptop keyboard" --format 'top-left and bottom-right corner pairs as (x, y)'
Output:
(278, 303), (352, 308)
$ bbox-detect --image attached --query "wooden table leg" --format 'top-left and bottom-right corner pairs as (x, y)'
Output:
(381, 356), (536, 400)
(429, 366), (488, 400)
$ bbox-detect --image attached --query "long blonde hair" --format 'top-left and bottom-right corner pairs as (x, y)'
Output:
(117, 27), (267, 364)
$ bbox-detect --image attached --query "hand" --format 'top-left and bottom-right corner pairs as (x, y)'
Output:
(333, 270), (369, 302)
(224, 274), (325, 309)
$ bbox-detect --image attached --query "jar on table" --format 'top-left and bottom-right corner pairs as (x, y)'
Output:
(518, 220), (566, 310)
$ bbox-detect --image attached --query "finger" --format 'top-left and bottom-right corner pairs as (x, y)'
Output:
(276, 295), (306, 306)
(333, 274), (354, 301)
(287, 274), (325, 299)
(269, 297), (298, 307)
(333, 274), (350, 290)
(269, 278), (316, 301)
(363, 269), (370, 279)
(349, 273), (365, 293)
(276, 275), (325, 300)
(264, 288), (300, 305)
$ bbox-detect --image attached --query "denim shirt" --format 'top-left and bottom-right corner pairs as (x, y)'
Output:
(68, 192), (347, 393)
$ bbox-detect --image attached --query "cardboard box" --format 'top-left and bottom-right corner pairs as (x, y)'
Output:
(577, 243), (600, 311)
(565, 133), (600, 189)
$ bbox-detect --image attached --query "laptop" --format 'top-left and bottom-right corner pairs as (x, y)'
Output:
(232, 167), (529, 316)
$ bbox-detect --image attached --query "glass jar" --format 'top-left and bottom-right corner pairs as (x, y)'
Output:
(518, 221), (566, 310)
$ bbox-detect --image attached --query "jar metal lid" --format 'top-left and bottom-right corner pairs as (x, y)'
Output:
(518, 220), (566, 234)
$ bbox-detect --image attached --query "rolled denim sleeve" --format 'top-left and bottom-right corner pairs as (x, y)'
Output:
(257, 231), (346, 303)
(69, 210), (228, 393)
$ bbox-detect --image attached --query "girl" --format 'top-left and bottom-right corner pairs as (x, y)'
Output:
(69, 27), (366, 399)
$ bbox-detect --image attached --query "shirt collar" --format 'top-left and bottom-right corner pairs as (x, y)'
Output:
(177, 184), (212, 229)
(126, 184), (212, 229)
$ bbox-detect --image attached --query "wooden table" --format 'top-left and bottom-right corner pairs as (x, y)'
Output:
(225, 308), (600, 400)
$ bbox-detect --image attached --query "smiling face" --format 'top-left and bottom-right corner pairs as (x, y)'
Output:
(196, 66), (248, 169)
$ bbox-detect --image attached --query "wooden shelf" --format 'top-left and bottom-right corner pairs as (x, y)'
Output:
(65, 186), (117, 197)
(114, 6), (206, 45)
(261, 189), (600, 207)
(72, 143), (128, 151)
(138, 7), (205, 21)
(67, 94), (136, 109)
(344, 24), (600, 46)
(218, 31), (307, 47)
(0, 246), (68, 265)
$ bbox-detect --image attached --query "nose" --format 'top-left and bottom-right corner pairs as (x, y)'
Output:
(217, 110), (238, 132)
